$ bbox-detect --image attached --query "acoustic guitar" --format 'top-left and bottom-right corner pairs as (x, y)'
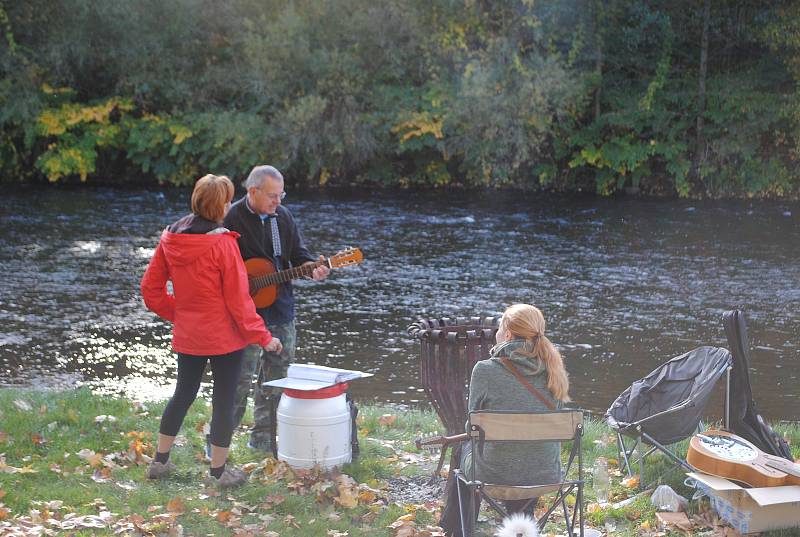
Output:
(687, 429), (800, 488)
(245, 247), (363, 308)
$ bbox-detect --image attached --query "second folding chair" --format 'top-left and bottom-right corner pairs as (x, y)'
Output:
(605, 345), (732, 488)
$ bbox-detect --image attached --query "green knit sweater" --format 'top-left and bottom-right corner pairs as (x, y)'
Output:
(461, 339), (563, 486)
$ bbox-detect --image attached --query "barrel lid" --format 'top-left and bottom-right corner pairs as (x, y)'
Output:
(284, 382), (349, 399)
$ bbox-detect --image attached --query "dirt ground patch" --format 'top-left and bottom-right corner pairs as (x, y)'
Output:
(386, 474), (446, 505)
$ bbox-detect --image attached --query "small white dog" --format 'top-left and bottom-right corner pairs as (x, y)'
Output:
(494, 512), (539, 537)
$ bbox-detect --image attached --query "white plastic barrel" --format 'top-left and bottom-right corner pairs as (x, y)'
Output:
(276, 384), (352, 470)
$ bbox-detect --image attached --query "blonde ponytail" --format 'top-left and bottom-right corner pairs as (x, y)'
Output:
(499, 303), (571, 402)
(533, 335), (570, 402)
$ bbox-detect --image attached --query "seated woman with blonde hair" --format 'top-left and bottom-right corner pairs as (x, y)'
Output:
(441, 303), (571, 536)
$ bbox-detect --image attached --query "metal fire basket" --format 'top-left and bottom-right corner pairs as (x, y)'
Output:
(407, 316), (500, 436)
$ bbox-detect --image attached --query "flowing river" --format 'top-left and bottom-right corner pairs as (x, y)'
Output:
(1, 185), (798, 419)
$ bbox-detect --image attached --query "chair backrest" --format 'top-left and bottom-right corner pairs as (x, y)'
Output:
(469, 409), (584, 442)
(605, 346), (731, 445)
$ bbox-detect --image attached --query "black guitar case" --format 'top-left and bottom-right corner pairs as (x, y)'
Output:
(723, 309), (793, 461)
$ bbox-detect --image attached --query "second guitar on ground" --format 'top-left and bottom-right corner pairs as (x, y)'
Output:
(245, 247), (363, 308)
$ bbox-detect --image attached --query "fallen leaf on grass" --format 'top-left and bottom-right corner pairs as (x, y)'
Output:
(167, 496), (186, 514)
(91, 469), (111, 483)
(379, 414), (397, 426)
(0, 432), (7, 443)
(328, 531), (349, 537)
(586, 502), (603, 514)
(626, 509), (641, 521)
(621, 475), (640, 488)
(76, 448), (103, 468)
(388, 518), (418, 537)
(0, 455), (38, 474)
(126, 431), (152, 463)
(359, 488), (378, 504)
(333, 474), (360, 508)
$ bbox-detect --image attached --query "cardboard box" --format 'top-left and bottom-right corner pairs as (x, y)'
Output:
(688, 472), (800, 535)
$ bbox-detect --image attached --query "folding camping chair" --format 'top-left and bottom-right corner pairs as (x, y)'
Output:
(605, 346), (732, 488)
(453, 409), (585, 537)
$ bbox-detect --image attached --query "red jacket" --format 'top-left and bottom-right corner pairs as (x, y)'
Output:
(141, 228), (271, 355)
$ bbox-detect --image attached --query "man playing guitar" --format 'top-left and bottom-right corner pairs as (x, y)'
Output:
(222, 165), (329, 453)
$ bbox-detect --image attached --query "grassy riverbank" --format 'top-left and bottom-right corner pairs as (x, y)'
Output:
(1, 389), (798, 536)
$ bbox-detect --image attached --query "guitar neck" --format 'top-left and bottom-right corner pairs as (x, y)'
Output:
(250, 259), (330, 289)
(764, 454), (800, 480)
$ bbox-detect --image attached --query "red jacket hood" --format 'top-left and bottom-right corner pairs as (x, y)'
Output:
(158, 228), (241, 267)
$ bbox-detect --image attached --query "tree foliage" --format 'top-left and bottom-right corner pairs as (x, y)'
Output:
(1, 0), (798, 197)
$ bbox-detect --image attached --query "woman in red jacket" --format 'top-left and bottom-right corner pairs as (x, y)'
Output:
(141, 174), (282, 487)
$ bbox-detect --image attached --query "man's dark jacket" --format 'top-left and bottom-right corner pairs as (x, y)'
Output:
(223, 196), (315, 325)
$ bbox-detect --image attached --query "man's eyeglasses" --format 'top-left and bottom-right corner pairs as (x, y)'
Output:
(261, 190), (287, 201)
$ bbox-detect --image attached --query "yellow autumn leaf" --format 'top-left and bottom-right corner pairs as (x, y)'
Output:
(358, 489), (377, 504)
(319, 168), (331, 186)
(332, 474), (361, 509)
(16, 465), (38, 474)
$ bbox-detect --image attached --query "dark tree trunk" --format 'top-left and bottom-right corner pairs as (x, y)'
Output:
(593, 0), (603, 121)
(691, 0), (711, 194)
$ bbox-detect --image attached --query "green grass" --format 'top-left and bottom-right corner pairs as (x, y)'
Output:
(1, 389), (799, 536)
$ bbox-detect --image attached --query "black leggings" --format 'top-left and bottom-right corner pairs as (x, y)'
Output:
(158, 349), (244, 448)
